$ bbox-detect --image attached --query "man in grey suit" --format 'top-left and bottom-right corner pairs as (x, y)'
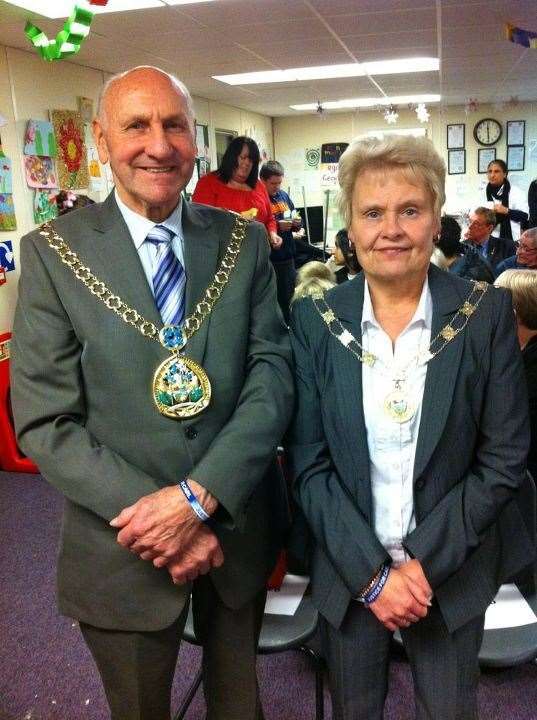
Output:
(11, 66), (293, 720)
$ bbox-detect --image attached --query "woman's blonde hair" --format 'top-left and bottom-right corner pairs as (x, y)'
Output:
(291, 261), (336, 303)
(495, 269), (537, 330)
(337, 134), (446, 228)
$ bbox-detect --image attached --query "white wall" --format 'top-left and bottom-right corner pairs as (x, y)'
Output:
(274, 102), (537, 243)
(0, 45), (273, 334)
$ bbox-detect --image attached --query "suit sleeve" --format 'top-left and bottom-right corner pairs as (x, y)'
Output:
(404, 289), (530, 588)
(288, 299), (391, 595)
(11, 233), (163, 521)
(189, 222), (293, 528)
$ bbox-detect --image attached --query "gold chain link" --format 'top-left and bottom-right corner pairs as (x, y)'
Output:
(312, 279), (489, 368)
(39, 213), (248, 342)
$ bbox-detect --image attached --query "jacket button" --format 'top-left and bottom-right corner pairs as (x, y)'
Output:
(415, 478), (425, 490)
(185, 426), (198, 439)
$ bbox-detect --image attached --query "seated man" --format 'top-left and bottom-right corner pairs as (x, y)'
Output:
(464, 206), (516, 271)
(437, 215), (494, 283)
(495, 228), (537, 277)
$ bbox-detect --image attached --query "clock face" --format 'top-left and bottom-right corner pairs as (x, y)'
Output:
(473, 118), (502, 146)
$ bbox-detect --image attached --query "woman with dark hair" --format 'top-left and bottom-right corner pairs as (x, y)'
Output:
(333, 228), (361, 284)
(485, 159), (528, 242)
(193, 136), (281, 248)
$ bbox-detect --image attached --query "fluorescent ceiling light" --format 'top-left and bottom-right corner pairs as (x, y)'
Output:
(214, 58), (439, 85)
(162, 1), (216, 4)
(4, 0), (165, 19)
(290, 94), (441, 111)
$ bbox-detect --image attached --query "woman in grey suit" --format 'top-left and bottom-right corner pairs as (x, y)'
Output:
(289, 135), (533, 719)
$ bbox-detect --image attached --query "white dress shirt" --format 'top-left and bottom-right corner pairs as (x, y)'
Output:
(114, 190), (185, 296)
(361, 278), (432, 566)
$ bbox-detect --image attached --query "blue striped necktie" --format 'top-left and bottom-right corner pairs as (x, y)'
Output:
(146, 225), (185, 326)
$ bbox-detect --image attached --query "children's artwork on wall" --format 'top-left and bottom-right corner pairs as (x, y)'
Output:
(0, 266), (6, 286)
(0, 240), (15, 271)
(24, 155), (58, 189)
(87, 146), (103, 191)
(34, 190), (58, 224)
(24, 120), (57, 157)
(0, 194), (16, 231)
(51, 110), (89, 189)
(0, 154), (13, 194)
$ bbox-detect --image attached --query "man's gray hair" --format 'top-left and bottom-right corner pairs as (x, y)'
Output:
(96, 66), (195, 128)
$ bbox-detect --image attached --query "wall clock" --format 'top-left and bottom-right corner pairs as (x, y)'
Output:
(473, 118), (502, 146)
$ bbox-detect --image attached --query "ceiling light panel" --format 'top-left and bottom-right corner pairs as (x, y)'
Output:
(290, 94), (441, 111)
(3, 0), (165, 19)
(214, 57), (439, 85)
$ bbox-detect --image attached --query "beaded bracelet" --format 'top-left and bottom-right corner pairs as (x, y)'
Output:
(363, 564), (390, 605)
(179, 479), (213, 524)
(357, 566), (383, 602)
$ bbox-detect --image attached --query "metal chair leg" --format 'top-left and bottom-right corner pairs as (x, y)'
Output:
(173, 668), (202, 720)
(300, 645), (325, 720)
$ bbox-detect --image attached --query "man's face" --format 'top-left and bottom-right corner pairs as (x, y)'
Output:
(262, 174), (283, 198)
(93, 69), (196, 222)
(517, 233), (537, 268)
(465, 213), (493, 245)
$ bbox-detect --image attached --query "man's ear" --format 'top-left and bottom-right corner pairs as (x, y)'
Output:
(92, 118), (109, 165)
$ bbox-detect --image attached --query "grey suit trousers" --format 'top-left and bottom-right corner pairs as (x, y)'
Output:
(320, 601), (484, 720)
(81, 575), (266, 720)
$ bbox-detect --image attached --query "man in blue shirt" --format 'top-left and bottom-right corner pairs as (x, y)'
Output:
(464, 206), (516, 271)
(260, 161), (301, 324)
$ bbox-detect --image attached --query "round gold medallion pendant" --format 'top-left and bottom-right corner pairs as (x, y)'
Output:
(153, 355), (211, 419)
(383, 389), (416, 424)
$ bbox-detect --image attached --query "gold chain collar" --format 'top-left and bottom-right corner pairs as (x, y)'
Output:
(39, 213), (248, 342)
(312, 279), (489, 369)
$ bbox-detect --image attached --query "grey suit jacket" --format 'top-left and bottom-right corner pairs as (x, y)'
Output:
(289, 265), (534, 633)
(11, 193), (294, 631)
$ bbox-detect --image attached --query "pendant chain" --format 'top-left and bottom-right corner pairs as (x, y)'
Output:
(39, 212), (248, 344)
(311, 280), (489, 372)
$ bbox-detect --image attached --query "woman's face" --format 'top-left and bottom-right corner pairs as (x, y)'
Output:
(487, 162), (507, 187)
(348, 167), (438, 288)
(232, 145), (253, 183)
(333, 244), (345, 265)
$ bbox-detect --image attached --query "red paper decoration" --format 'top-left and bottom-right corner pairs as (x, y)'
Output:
(89, 0), (109, 5)
(0, 267), (6, 286)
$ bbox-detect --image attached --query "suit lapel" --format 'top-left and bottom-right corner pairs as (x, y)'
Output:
(413, 265), (466, 480)
(181, 201), (222, 365)
(88, 193), (162, 331)
(327, 277), (371, 484)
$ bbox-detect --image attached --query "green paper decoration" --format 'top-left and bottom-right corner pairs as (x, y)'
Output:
(25, 5), (94, 62)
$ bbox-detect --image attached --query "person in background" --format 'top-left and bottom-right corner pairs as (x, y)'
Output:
(495, 268), (537, 479)
(291, 260), (336, 303)
(260, 160), (301, 323)
(464, 206), (516, 271)
(193, 136), (281, 251)
(528, 178), (537, 229)
(495, 228), (537, 277)
(11, 66), (293, 720)
(56, 190), (95, 215)
(332, 228), (361, 284)
(436, 214), (494, 283)
(289, 134), (532, 720)
(485, 159), (528, 242)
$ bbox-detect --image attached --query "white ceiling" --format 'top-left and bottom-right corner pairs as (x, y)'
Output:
(0, 0), (535, 116)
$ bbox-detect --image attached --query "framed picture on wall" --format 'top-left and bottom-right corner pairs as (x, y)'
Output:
(507, 145), (525, 172)
(506, 120), (525, 146)
(478, 147), (496, 174)
(448, 149), (466, 175)
(447, 123), (465, 149)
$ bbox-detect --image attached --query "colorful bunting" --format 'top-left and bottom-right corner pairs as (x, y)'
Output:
(506, 23), (537, 49)
(25, 5), (94, 62)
